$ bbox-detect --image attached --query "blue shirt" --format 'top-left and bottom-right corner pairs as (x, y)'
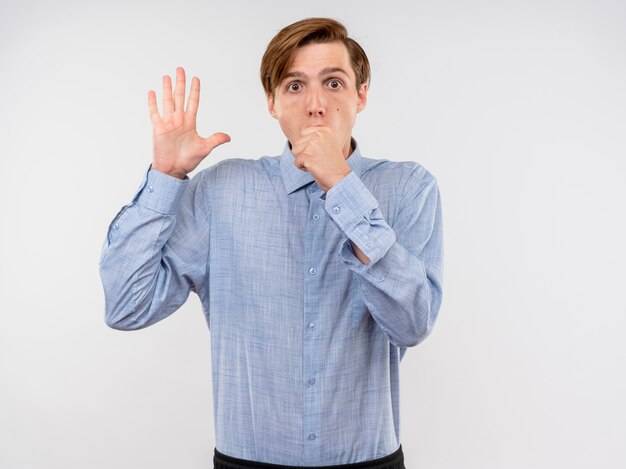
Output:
(99, 141), (444, 466)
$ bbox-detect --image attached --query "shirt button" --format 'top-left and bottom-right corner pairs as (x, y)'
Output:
(332, 206), (340, 214)
(312, 214), (320, 221)
(308, 378), (316, 386)
(148, 185), (154, 193)
(113, 223), (119, 230)
(308, 433), (316, 441)
(309, 267), (317, 275)
(307, 323), (315, 331)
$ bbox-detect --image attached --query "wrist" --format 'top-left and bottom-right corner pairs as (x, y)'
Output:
(151, 164), (187, 180)
(321, 167), (351, 192)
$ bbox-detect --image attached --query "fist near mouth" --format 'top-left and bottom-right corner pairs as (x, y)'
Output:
(291, 126), (352, 192)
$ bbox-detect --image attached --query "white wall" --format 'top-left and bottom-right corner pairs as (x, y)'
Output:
(1, 0), (625, 467)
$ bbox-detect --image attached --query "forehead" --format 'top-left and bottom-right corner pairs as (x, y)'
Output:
(287, 41), (354, 78)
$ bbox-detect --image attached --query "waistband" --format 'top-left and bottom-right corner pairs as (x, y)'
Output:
(213, 445), (405, 469)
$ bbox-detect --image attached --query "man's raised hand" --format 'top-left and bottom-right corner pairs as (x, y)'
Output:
(148, 67), (230, 179)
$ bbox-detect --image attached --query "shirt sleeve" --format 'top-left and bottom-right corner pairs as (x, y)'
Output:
(324, 169), (444, 348)
(99, 166), (211, 330)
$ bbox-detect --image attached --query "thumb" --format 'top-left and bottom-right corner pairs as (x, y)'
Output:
(203, 132), (231, 154)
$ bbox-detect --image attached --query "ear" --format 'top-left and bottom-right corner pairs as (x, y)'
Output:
(356, 82), (368, 113)
(267, 94), (278, 119)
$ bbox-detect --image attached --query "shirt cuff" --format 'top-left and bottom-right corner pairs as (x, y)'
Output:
(324, 171), (396, 265)
(132, 165), (190, 215)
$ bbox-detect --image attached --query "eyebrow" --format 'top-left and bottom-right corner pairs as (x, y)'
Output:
(284, 67), (350, 80)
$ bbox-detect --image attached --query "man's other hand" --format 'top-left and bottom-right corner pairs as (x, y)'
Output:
(148, 67), (230, 179)
(291, 126), (351, 192)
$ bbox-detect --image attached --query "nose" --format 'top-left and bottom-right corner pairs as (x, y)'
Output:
(306, 88), (326, 117)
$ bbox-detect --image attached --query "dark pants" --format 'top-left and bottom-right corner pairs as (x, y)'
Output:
(214, 445), (406, 469)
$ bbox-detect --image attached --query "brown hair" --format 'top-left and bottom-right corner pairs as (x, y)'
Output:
(260, 18), (370, 98)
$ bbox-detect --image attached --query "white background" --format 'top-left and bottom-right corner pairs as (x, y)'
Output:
(1, 0), (625, 468)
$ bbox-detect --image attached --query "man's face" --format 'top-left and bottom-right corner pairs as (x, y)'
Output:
(267, 41), (368, 157)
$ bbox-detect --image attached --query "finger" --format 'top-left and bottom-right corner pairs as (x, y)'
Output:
(290, 141), (306, 157)
(148, 90), (161, 125)
(187, 76), (200, 116)
(203, 132), (231, 154)
(162, 75), (173, 117)
(292, 130), (316, 147)
(301, 125), (330, 136)
(174, 67), (186, 112)
(293, 157), (308, 172)
(290, 134), (314, 155)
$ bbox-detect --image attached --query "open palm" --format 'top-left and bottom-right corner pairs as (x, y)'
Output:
(148, 67), (230, 179)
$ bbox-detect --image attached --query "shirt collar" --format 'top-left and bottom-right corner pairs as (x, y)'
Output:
(279, 137), (363, 194)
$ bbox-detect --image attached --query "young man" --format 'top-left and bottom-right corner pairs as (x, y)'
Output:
(100, 17), (443, 469)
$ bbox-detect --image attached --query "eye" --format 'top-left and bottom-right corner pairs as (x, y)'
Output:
(287, 82), (302, 92)
(327, 79), (343, 90)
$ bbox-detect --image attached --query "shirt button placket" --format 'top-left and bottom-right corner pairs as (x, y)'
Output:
(303, 184), (323, 457)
